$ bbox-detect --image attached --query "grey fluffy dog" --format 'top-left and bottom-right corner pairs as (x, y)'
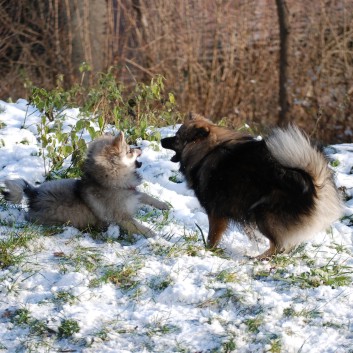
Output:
(2, 133), (169, 236)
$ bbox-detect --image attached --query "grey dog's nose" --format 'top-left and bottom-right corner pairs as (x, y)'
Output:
(133, 147), (142, 168)
(133, 147), (142, 157)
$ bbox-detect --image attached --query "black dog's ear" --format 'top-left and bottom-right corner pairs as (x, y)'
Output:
(186, 112), (192, 121)
(185, 112), (195, 122)
(185, 112), (207, 123)
(186, 125), (210, 141)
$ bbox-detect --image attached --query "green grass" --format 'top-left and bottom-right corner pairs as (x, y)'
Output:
(288, 264), (352, 288)
(0, 192), (351, 352)
(148, 274), (173, 292)
(283, 305), (322, 321)
(0, 228), (36, 269)
(53, 290), (78, 305)
(10, 307), (53, 341)
(59, 246), (103, 273)
(58, 319), (80, 338)
(244, 316), (264, 333)
(222, 337), (237, 352)
(146, 322), (180, 337)
(99, 261), (144, 290)
(137, 208), (170, 230)
(268, 338), (282, 353)
(149, 231), (206, 258)
(1, 219), (352, 352)
(330, 159), (340, 167)
(252, 246), (353, 289)
(215, 269), (238, 283)
(11, 308), (31, 326)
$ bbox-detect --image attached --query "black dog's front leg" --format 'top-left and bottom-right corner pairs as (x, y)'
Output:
(207, 213), (229, 248)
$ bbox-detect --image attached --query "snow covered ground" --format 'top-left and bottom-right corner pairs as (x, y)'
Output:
(0, 99), (352, 353)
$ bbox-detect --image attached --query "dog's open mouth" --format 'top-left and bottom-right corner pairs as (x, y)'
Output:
(170, 153), (181, 162)
(132, 147), (142, 168)
(161, 137), (181, 163)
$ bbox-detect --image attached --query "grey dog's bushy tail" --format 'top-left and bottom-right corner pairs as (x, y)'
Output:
(266, 125), (343, 228)
(2, 179), (35, 204)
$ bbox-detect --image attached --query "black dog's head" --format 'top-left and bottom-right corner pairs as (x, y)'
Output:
(161, 114), (211, 162)
(161, 125), (187, 162)
(160, 135), (179, 162)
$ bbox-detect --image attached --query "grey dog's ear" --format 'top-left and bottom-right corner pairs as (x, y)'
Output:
(112, 132), (125, 150)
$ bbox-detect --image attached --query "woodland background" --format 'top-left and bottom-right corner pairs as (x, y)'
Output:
(1, 0), (352, 142)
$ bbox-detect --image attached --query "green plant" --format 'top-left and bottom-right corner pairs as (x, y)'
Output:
(147, 323), (180, 337)
(283, 307), (296, 318)
(37, 118), (87, 179)
(330, 159), (340, 167)
(149, 274), (173, 292)
(100, 261), (143, 290)
(283, 305), (321, 321)
(341, 214), (353, 226)
(168, 172), (184, 184)
(54, 291), (78, 305)
(0, 229), (34, 269)
(268, 338), (282, 353)
(137, 207), (170, 230)
(10, 307), (51, 339)
(28, 68), (180, 179)
(222, 338), (237, 352)
(146, 314), (180, 337)
(59, 246), (103, 273)
(58, 319), (80, 338)
(12, 308), (31, 325)
(244, 316), (263, 333)
(150, 234), (204, 258)
(215, 269), (238, 283)
(120, 75), (178, 141)
(288, 263), (352, 288)
(0, 342), (6, 350)
(28, 74), (74, 122)
(29, 319), (50, 336)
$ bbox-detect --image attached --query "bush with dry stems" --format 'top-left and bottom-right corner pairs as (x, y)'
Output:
(0, 0), (352, 142)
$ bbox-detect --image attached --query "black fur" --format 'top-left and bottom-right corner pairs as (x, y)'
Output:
(173, 137), (315, 228)
(161, 114), (342, 257)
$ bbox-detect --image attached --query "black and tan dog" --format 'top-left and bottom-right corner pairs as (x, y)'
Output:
(161, 114), (342, 258)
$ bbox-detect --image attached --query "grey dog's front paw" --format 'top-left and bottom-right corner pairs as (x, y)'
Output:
(154, 200), (170, 210)
(120, 219), (157, 238)
(140, 193), (170, 210)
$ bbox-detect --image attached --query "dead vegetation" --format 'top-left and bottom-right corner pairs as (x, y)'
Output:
(0, 0), (352, 142)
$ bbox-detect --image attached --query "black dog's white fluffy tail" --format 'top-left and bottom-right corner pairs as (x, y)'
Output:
(3, 179), (35, 204)
(266, 125), (343, 249)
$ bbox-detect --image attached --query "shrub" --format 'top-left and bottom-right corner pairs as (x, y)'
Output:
(27, 68), (181, 179)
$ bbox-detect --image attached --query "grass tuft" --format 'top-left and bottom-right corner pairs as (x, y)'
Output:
(58, 319), (80, 338)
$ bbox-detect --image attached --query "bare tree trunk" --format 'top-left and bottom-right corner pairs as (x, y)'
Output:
(275, 0), (290, 126)
(70, 0), (108, 82)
